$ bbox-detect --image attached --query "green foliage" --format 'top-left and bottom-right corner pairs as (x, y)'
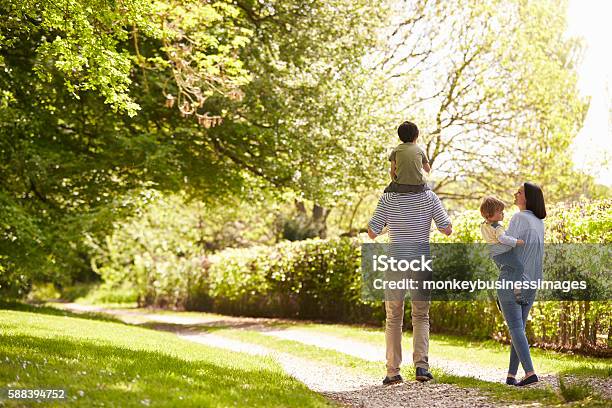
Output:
(432, 199), (612, 245)
(547, 199), (612, 243)
(88, 193), (209, 308)
(0, 0), (391, 293)
(76, 282), (139, 305)
(0, 0), (259, 293)
(2, 0), (249, 116)
(97, 229), (382, 320)
(86, 192), (281, 307)
(0, 191), (45, 295)
(279, 217), (319, 242)
(203, 237), (373, 320)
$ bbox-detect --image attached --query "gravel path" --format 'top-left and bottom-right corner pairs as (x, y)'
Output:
(177, 328), (502, 407)
(55, 304), (611, 404)
(258, 328), (611, 400)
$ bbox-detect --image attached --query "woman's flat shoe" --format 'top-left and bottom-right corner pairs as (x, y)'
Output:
(516, 374), (538, 386)
(506, 377), (517, 385)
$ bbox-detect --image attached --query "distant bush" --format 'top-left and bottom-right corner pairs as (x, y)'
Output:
(546, 198), (612, 244)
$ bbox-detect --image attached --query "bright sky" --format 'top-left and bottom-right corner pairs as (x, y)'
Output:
(566, 0), (612, 186)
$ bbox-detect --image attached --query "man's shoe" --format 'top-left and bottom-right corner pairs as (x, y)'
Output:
(382, 375), (403, 385)
(516, 374), (538, 386)
(415, 367), (434, 382)
(506, 376), (517, 385)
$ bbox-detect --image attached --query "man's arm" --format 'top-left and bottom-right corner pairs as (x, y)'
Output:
(368, 195), (389, 240)
(369, 225), (389, 239)
(430, 192), (452, 235)
(438, 224), (452, 236)
(423, 162), (431, 173)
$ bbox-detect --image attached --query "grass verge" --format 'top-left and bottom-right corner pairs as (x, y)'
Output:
(0, 306), (330, 407)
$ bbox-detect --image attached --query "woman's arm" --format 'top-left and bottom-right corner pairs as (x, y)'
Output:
(505, 212), (525, 239)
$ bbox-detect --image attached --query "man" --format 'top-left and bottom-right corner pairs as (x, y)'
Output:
(368, 188), (452, 385)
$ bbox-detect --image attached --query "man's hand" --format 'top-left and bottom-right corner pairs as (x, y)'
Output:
(516, 239), (525, 246)
(367, 227), (377, 240)
(438, 224), (452, 236)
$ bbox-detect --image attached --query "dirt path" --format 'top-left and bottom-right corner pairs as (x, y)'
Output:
(176, 328), (500, 407)
(57, 304), (610, 405)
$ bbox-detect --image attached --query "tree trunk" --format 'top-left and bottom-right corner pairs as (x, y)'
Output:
(312, 203), (330, 239)
(293, 200), (331, 239)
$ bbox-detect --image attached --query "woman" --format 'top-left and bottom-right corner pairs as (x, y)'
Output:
(498, 182), (546, 386)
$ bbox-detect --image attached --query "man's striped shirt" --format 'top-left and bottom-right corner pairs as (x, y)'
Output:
(368, 191), (451, 243)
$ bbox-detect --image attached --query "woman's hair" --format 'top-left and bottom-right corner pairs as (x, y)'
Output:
(480, 196), (505, 218)
(524, 182), (546, 219)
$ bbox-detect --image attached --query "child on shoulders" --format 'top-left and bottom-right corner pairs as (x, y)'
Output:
(384, 121), (431, 194)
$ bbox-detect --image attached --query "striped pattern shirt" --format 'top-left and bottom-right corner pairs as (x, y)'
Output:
(368, 191), (451, 243)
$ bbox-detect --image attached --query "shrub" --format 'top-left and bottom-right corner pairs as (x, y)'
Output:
(194, 238), (383, 322)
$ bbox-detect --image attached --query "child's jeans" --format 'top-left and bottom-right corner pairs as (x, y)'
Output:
(492, 249), (527, 305)
(384, 181), (430, 193)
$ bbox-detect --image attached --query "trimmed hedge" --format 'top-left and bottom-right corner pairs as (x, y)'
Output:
(190, 238), (382, 323)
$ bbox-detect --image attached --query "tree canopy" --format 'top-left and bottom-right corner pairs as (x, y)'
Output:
(0, 0), (390, 291)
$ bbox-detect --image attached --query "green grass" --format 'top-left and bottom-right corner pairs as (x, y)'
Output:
(15, 303), (609, 406)
(559, 376), (596, 402)
(0, 306), (330, 407)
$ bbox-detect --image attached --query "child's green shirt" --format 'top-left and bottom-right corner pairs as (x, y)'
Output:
(389, 143), (429, 185)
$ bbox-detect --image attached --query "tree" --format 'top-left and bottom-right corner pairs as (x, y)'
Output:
(376, 0), (596, 204)
(0, 0), (393, 290)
